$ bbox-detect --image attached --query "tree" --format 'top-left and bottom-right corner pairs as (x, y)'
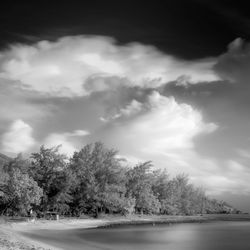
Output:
(151, 169), (169, 201)
(0, 142), (239, 216)
(69, 142), (127, 216)
(6, 169), (43, 215)
(126, 161), (160, 214)
(30, 145), (72, 214)
(0, 156), (42, 216)
(150, 169), (178, 215)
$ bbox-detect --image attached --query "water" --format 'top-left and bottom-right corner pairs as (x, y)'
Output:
(23, 221), (250, 250)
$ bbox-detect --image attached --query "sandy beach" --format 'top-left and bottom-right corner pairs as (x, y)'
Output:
(0, 214), (250, 250)
(0, 218), (110, 250)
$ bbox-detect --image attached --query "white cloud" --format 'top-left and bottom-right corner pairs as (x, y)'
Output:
(103, 91), (217, 152)
(118, 100), (143, 117)
(0, 36), (219, 97)
(64, 130), (90, 137)
(1, 119), (35, 153)
(44, 134), (76, 156)
(44, 129), (89, 156)
(101, 99), (143, 122)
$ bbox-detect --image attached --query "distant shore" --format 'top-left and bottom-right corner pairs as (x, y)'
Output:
(0, 214), (250, 250)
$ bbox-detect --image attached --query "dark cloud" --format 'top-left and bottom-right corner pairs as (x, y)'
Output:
(214, 38), (250, 87)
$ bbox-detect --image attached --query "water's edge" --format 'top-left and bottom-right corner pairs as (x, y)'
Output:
(95, 214), (250, 230)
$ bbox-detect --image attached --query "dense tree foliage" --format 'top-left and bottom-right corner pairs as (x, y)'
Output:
(0, 142), (240, 217)
(29, 146), (72, 214)
(0, 155), (42, 215)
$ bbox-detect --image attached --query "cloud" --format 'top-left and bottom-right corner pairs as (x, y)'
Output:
(1, 119), (35, 154)
(214, 37), (250, 86)
(0, 80), (54, 125)
(98, 91), (217, 166)
(0, 36), (219, 97)
(104, 91), (217, 148)
(62, 130), (90, 137)
(101, 99), (143, 122)
(192, 159), (250, 196)
(237, 148), (250, 159)
(44, 129), (89, 156)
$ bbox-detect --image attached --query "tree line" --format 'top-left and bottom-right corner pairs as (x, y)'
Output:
(0, 142), (239, 217)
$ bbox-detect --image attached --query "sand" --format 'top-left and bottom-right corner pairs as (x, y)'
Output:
(0, 217), (116, 250)
(0, 214), (249, 250)
(0, 223), (50, 250)
(0, 218), (108, 250)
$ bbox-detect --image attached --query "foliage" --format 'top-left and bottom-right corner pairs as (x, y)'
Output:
(68, 142), (127, 216)
(29, 145), (72, 214)
(0, 143), (239, 216)
(0, 156), (42, 215)
(125, 162), (160, 214)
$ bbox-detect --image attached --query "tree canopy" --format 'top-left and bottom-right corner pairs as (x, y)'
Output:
(0, 142), (240, 217)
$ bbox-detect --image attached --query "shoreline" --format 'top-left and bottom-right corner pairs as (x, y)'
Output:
(1, 214), (250, 250)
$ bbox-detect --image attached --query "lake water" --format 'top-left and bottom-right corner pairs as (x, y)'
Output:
(24, 221), (250, 250)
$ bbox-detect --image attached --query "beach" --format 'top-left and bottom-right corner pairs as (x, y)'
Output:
(0, 214), (249, 250)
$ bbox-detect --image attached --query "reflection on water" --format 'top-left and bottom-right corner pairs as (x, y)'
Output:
(24, 221), (250, 250)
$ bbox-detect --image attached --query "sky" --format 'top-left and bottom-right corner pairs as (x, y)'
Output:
(1, 0), (250, 211)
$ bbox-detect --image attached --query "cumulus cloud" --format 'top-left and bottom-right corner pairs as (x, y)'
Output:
(44, 129), (89, 156)
(0, 36), (219, 97)
(105, 91), (217, 147)
(1, 119), (35, 153)
(100, 91), (217, 159)
(101, 99), (143, 122)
